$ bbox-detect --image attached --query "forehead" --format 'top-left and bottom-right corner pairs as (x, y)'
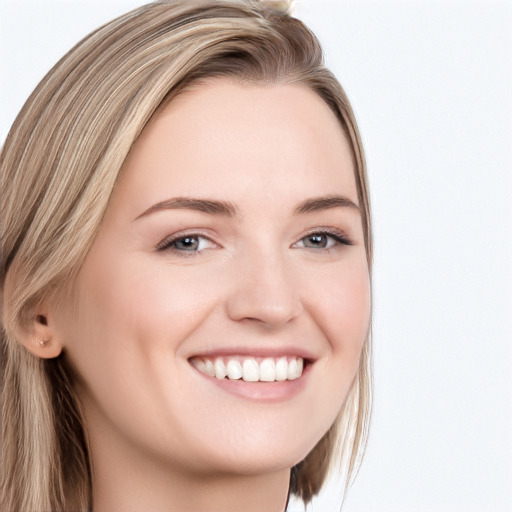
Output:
(110, 79), (357, 218)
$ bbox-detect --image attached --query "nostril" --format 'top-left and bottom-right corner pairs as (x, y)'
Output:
(226, 294), (303, 328)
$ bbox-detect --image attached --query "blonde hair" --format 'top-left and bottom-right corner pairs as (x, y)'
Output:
(0, 1), (372, 510)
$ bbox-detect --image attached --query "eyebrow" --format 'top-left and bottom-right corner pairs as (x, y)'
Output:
(134, 197), (239, 220)
(135, 194), (360, 221)
(293, 195), (361, 215)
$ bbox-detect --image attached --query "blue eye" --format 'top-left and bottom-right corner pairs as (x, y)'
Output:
(173, 236), (200, 251)
(302, 234), (332, 249)
(157, 234), (216, 253)
(295, 231), (352, 250)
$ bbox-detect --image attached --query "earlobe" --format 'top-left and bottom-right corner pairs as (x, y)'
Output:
(22, 312), (63, 359)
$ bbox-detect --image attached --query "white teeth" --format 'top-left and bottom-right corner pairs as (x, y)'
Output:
(296, 357), (303, 376)
(242, 359), (259, 382)
(204, 359), (215, 377)
(214, 358), (227, 379)
(275, 357), (288, 381)
(192, 356), (305, 382)
(259, 358), (276, 382)
(287, 358), (298, 380)
(226, 360), (243, 380)
(191, 358), (206, 372)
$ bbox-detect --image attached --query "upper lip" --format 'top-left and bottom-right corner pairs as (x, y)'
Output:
(187, 345), (318, 362)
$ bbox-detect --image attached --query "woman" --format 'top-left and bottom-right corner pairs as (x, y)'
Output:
(0, 1), (372, 511)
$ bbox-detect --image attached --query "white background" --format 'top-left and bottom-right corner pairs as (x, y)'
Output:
(1, 1), (511, 511)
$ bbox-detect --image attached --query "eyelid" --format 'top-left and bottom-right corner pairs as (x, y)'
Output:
(155, 227), (353, 254)
(292, 228), (353, 249)
(155, 230), (219, 253)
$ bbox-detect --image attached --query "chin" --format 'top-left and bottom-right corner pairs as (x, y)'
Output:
(186, 421), (328, 477)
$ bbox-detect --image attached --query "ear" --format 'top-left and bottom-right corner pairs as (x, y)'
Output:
(21, 305), (64, 359)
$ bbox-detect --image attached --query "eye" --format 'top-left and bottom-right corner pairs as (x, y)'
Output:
(156, 233), (217, 254)
(293, 230), (352, 250)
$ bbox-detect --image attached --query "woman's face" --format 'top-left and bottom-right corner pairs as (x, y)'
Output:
(53, 79), (370, 476)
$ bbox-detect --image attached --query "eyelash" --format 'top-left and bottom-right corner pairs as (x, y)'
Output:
(156, 229), (352, 256)
(155, 231), (216, 254)
(294, 229), (353, 250)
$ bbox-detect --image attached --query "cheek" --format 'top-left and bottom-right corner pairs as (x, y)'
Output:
(339, 264), (371, 349)
(303, 255), (370, 401)
(57, 256), (223, 453)
(74, 254), (216, 348)
(282, 254), (370, 445)
(60, 252), (225, 414)
(314, 256), (371, 352)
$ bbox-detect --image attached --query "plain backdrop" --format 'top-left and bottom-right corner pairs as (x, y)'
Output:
(1, 1), (511, 511)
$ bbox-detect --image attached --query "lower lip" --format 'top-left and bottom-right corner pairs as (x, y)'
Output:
(191, 364), (311, 402)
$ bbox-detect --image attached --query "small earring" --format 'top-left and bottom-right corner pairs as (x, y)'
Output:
(39, 339), (48, 347)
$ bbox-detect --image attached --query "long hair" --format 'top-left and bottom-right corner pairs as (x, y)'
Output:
(0, 1), (372, 510)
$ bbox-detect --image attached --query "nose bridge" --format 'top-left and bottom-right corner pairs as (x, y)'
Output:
(226, 242), (303, 327)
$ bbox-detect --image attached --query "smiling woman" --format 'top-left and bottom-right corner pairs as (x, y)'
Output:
(0, 2), (372, 512)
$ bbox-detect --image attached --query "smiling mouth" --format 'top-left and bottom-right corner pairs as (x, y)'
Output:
(189, 356), (306, 383)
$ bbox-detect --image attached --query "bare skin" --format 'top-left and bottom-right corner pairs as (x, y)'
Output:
(41, 79), (370, 511)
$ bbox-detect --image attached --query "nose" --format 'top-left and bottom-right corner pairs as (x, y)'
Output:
(225, 250), (303, 328)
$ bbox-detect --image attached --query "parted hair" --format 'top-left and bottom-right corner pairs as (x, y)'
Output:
(0, 1), (372, 510)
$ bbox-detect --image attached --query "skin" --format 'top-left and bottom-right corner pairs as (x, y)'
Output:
(39, 79), (370, 512)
